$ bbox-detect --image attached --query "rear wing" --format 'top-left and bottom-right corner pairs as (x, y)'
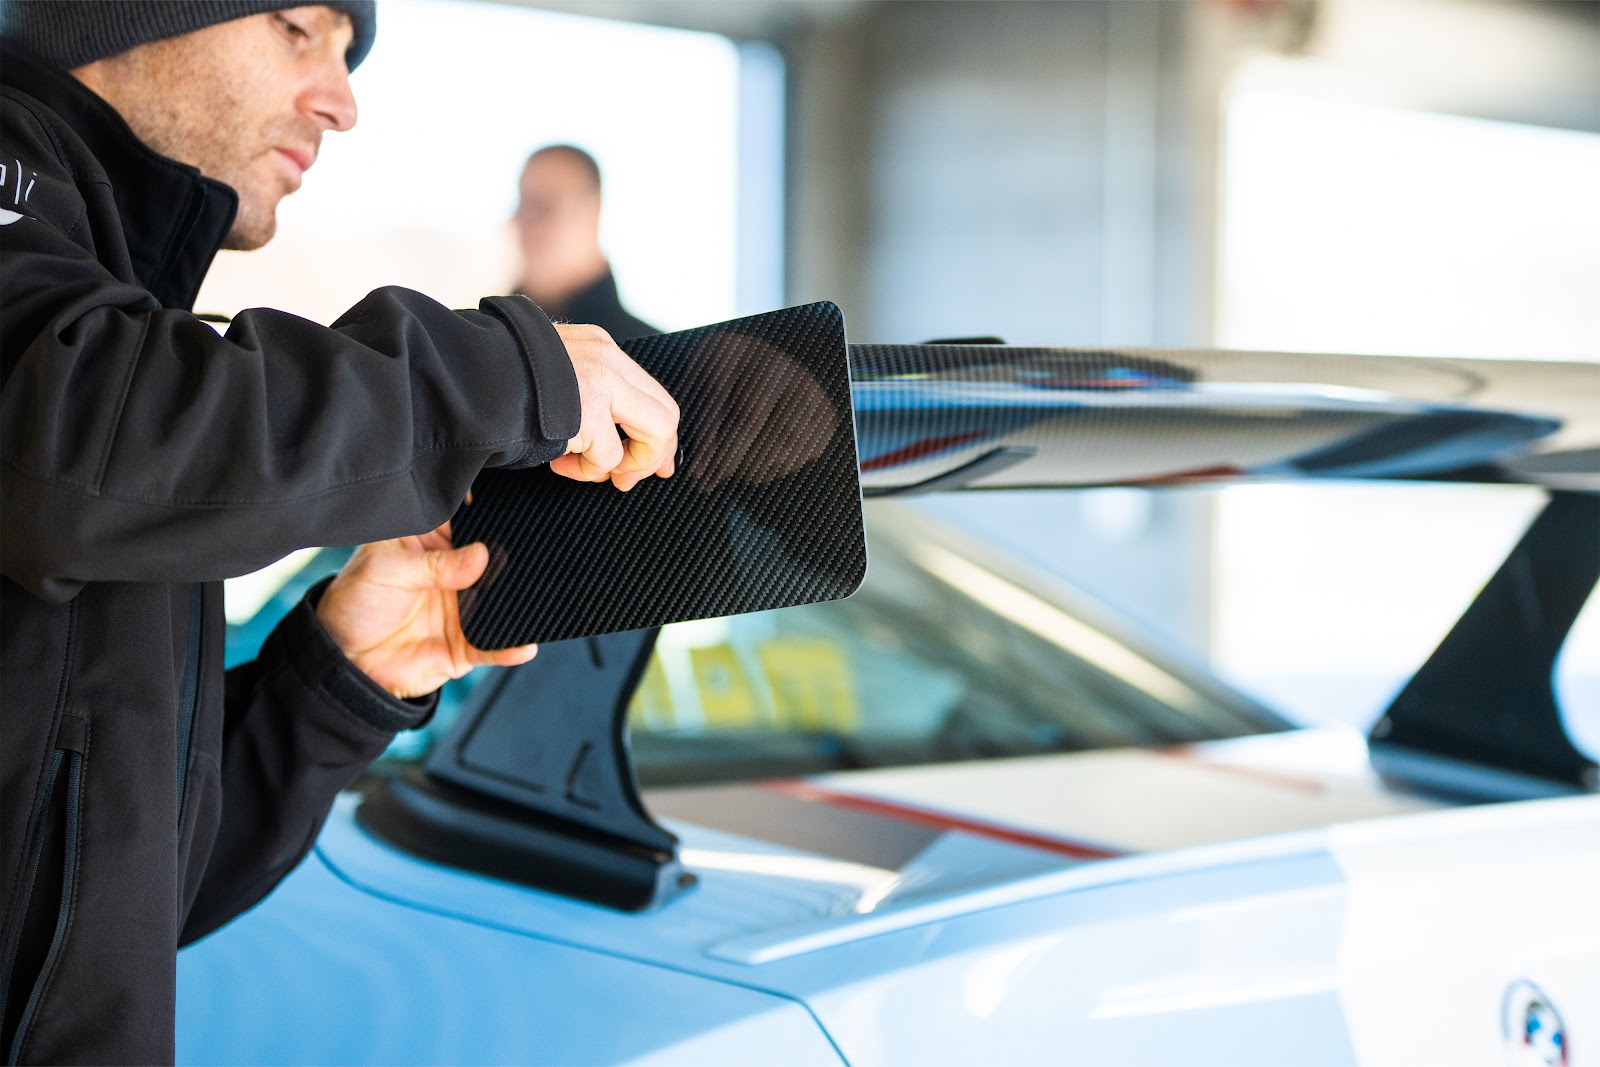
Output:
(359, 310), (1597, 912)
(848, 340), (1598, 795)
(849, 343), (1598, 493)
(852, 341), (1598, 796)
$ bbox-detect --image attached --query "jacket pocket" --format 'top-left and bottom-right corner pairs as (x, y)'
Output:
(0, 713), (86, 1066)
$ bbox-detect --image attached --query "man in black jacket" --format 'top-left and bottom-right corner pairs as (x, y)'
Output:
(0, 3), (679, 1063)
(514, 143), (658, 342)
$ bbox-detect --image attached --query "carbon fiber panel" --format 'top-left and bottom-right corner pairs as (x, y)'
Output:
(454, 302), (865, 649)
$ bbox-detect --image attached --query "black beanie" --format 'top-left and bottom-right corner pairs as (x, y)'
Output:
(0, 1), (377, 72)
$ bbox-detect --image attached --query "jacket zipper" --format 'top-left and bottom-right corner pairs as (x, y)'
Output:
(1, 750), (82, 1066)
(175, 583), (204, 825)
(0, 753), (63, 1020)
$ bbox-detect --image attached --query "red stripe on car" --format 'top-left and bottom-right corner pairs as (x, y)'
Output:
(764, 779), (1126, 860)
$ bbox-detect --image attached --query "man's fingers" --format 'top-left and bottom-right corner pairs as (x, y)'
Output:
(466, 642), (538, 669)
(581, 430), (626, 480)
(550, 322), (680, 490)
(405, 541), (487, 591)
(416, 520), (453, 552)
(607, 387), (678, 478)
(603, 347), (678, 417)
(609, 433), (678, 491)
(552, 423), (626, 483)
(552, 403), (676, 491)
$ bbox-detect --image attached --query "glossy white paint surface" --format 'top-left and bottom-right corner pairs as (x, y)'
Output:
(801, 727), (1438, 854)
(179, 731), (1600, 1065)
(1331, 796), (1600, 1067)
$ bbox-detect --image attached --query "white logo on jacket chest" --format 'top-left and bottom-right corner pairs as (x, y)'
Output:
(0, 158), (38, 224)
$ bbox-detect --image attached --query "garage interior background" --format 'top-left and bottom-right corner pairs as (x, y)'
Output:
(197, 0), (1600, 749)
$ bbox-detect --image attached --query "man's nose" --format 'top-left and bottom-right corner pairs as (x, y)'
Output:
(304, 61), (358, 133)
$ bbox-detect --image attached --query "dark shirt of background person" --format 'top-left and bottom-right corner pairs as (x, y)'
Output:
(514, 144), (657, 341)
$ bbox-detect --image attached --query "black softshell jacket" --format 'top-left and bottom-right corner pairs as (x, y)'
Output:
(0, 44), (580, 1065)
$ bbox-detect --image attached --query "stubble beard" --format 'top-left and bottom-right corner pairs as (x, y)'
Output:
(154, 111), (299, 252)
(102, 51), (301, 251)
(212, 111), (315, 250)
(220, 167), (283, 251)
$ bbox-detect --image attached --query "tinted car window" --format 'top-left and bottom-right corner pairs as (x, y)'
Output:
(223, 500), (1285, 784)
(625, 504), (1284, 785)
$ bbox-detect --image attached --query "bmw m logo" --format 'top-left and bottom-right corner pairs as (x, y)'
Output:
(1504, 980), (1568, 1067)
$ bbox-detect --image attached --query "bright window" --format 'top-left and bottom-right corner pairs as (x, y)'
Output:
(196, 0), (765, 331)
(1215, 65), (1600, 752)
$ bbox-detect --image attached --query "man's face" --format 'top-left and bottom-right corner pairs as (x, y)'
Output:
(74, 7), (358, 250)
(515, 152), (603, 298)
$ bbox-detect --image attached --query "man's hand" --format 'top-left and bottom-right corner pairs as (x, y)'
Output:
(549, 323), (679, 492)
(315, 523), (536, 700)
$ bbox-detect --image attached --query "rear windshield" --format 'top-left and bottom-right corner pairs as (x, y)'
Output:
(624, 505), (1283, 786)
(225, 502), (1285, 787)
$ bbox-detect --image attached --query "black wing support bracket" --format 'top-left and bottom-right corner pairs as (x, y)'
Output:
(1369, 491), (1599, 798)
(357, 629), (694, 911)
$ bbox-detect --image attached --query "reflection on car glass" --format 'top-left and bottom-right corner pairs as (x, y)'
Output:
(362, 501), (1282, 785)
(625, 503), (1283, 787)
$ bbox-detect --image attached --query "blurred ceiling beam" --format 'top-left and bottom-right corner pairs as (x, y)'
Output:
(1289, 0), (1600, 131)
(480, 0), (868, 39)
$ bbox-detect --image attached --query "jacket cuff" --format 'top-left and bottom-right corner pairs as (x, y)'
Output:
(276, 578), (438, 734)
(480, 294), (581, 467)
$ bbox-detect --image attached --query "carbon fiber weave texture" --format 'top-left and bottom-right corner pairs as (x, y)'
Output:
(454, 302), (865, 649)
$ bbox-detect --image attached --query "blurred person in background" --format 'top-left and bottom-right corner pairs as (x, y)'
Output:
(0, 4), (678, 1062)
(514, 144), (657, 341)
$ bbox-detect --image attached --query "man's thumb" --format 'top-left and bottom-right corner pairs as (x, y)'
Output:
(422, 541), (489, 590)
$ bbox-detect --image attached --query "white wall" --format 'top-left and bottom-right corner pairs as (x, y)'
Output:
(197, 0), (745, 332)
(784, 1), (1221, 655)
(1212, 12), (1600, 744)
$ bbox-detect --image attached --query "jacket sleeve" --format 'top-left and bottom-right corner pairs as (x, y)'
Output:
(0, 107), (580, 603)
(179, 578), (432, 945)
